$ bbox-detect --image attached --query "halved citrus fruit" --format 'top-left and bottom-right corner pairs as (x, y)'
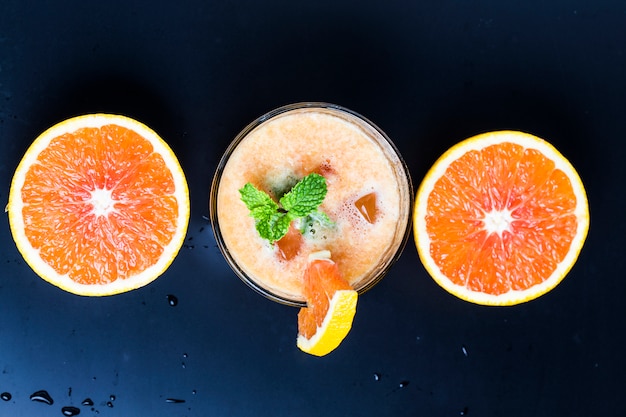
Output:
(6, 114), (190, 296)
(297, 251), (358, 356)
(414, 131), (589, 306)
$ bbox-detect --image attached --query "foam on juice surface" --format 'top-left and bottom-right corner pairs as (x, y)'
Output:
(217, 109), (406, 302)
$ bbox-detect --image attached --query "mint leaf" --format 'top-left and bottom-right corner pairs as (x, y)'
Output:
(255, 212), (291, 244)
(239, 183), (283, 243)
(239, 173), (331, 245)
(239, 183), (278, 218)
(306, 210), (333, 227)
(280, 173), (327, 218)
(300, 210), (334, 236)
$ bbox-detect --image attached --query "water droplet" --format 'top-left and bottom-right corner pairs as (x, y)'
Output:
(167, 294), (178, 306)
(192, 390), (197, 395)
(166, 398), (186, 403)
(182, 353), (188, 358)
(81, 398), (94, 406)
(398, 380), (410, 388)
(460, 406), (469, 415)
(30, 390), (54, 405)
(106, 401), (113, 408)
(109, 395), (116, 402)
(1, 392), (11, 401)
(181, 362), (186, 369)
(462, 345), (468, 357)
(62, 406), (81, 416)
(373, 373), (381, 381)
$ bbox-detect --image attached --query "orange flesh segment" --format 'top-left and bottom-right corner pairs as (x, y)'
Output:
(20, 125), (179, 285)
(298, 259), (353, 339)
(354, 192), (379, 224)
(275, 224), (303, 261)
(426, 142), (578, 295)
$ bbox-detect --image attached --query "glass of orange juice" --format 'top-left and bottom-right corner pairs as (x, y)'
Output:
(210, 102), (412, 306)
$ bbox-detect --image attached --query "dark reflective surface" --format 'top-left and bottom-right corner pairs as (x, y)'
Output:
(1, 1), (624, 415)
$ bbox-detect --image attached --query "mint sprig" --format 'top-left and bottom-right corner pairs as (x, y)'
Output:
(239, 173), (332, 244)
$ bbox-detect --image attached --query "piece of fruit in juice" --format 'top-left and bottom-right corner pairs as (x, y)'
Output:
(275, 224), (303, 261)
(314, 160), (336, 178)
(354, 192), (379, 224)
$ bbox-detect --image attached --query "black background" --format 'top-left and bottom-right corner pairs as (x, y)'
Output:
(1, 1), (624, 416)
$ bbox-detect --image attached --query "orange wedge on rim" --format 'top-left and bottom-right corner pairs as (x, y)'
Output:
(297, 251), (358, 356)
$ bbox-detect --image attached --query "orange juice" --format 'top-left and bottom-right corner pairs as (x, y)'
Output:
(210, 103), (412, 305)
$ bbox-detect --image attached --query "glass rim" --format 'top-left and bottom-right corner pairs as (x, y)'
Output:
(209, 102), (413, 307)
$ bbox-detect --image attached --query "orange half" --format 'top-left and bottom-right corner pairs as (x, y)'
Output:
(413, 131), (589, 306)
(7, 114), (190, 296)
